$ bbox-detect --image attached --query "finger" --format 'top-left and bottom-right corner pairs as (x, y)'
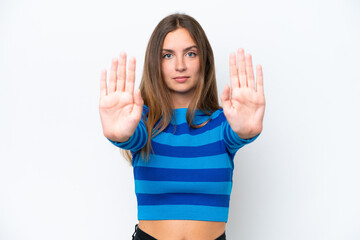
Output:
(100, 69), (108, 98)
(117, 52), (126, 92)
(125, 57), (136, 94)
(132, 89), (144, 119)
(109, 58), (118, 94)
(256, 64), (264, 95)
(220, 85), (232, 112)
(237, 48), (247, 88)
(246, 53), (255, 90)
(229, 52), (239, 89)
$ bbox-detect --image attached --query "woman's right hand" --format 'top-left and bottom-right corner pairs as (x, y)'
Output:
(99, 52), (144, 142)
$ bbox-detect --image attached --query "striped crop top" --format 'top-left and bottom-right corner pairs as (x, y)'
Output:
(108, 106), (258, 222)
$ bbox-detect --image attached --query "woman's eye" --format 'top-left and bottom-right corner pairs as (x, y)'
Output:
(163, 53), (172, 59)
(186, 52), (197, 57)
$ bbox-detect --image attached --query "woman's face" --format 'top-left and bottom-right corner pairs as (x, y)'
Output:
(161, 27), (201, 107)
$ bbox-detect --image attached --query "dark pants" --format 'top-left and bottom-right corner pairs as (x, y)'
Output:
(132, 224), (226, 240)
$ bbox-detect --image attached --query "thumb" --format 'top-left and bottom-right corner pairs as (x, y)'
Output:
(132, 89), (144, 119)
(221, 85), (231, 111)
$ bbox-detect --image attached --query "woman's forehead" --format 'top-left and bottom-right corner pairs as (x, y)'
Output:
(162, 28), (197, 50)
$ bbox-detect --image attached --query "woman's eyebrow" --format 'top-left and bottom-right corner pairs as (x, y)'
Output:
(162, 45), (198, 53)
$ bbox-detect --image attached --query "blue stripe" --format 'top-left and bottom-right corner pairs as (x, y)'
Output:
(108, 119), (147, 151)
(152, 125), (222, 146)
(143, 105), (149, 116)
(134, 167), (233, 182)
(169, 108), (224, 125)
(229, 125), (240, 148)
(137, 205), (229, 222)
(151, 140), (227, 157)
(135, 153), (232, 169)
(135, 180), (233, 195)
(128, 127), (140, 150)
(162, 112), (226, 136)
(223, 122), (237, 155)
(170, 109), (212, 125)
(223, 121), (259, 155)
(210, 109), (223, 119)
(137, 193), (230, 207)
(129, 121), (147, 151)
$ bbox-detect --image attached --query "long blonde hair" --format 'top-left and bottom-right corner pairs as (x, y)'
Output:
(123, 13), (220, 163)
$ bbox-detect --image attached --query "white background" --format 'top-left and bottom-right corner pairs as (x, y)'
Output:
(1, 0), (359, 239)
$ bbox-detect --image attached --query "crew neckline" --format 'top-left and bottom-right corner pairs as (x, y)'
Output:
(172, 108), (202, 113)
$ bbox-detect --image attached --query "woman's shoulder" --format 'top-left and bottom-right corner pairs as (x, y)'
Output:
(200, 108), (225, 121)
(143, 105), (149, 112)
(142, 105), (149, 118)
(193, 108), (226, 125)
(209, 108), (224, 118)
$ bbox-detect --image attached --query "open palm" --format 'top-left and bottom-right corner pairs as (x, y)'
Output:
(99, 52), (143, 142)
(221, 48), (265, 139)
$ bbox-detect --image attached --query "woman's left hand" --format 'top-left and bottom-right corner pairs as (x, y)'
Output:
(221, 48), (265, 139)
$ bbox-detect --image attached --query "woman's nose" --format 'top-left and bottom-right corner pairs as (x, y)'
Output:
(175, 57), (186, 72)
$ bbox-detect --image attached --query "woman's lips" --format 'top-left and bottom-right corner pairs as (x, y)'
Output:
(173, 76), (189, 83)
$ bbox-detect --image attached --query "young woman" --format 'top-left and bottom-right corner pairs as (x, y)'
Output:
(99, 13), (265, 240)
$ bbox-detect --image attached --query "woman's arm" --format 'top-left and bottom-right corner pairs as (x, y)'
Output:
(107, 118), (147, 152)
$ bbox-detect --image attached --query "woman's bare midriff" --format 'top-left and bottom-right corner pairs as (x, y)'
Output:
(138, 220), (226, 240)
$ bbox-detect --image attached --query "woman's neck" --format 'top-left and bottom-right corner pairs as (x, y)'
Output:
(170, 92), (194, 109)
